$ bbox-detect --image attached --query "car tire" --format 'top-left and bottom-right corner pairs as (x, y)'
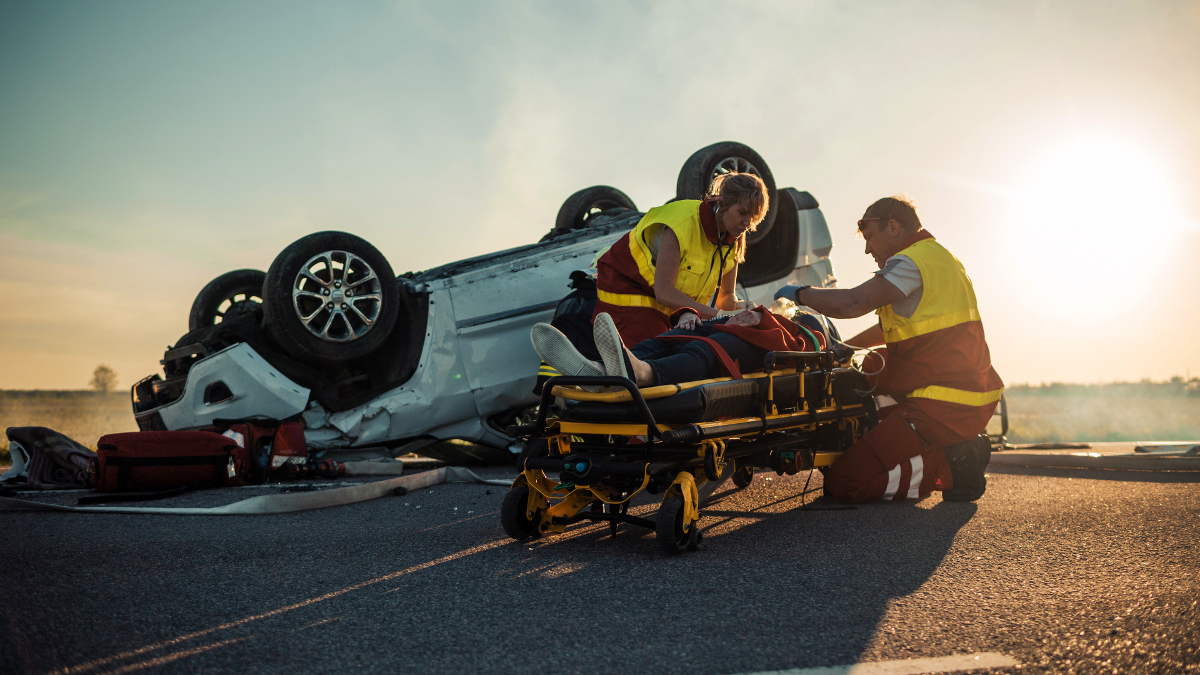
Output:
(545, 185), (638, 240)
(188, 269), (267, 331)
(262, 231), (399, 364)
(676, 141), (777, 245)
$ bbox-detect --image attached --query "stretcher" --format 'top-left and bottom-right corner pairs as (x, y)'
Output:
(501, 350), (879, 553)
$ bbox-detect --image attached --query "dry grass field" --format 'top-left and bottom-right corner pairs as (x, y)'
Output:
(990, 395), (1200, 443)
(1, 391), (137, 455)
(3, 386), (1198, 464)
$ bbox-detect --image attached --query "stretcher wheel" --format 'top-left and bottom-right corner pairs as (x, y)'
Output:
(732, 466), (754, 489)
(656, 497), (699, 554)
(703, 447), (722, 481)
(500, 485), (542, 541)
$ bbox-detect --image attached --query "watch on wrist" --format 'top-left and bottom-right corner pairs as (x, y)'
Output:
(793, 284), (812, 304)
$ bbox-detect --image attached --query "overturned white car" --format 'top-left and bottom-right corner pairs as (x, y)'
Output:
(132, 142), (845, 462)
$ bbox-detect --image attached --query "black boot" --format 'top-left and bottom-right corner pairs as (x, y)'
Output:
(942, 435), (992, 502)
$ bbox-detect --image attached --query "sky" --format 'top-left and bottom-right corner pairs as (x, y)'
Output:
(1, 0), (1199, 390)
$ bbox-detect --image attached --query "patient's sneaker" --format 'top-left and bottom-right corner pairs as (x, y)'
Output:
(941, 434), (992, 502)
(530, 323), (605, 392)
(593, 313), (629, 381)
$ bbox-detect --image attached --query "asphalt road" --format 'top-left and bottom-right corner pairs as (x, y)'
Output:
(1, 462), (1197, 675)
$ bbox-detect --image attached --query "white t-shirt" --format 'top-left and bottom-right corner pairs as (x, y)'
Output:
(874, 255), (923, 318)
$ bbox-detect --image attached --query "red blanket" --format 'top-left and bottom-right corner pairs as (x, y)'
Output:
(663, 307), (825, 378)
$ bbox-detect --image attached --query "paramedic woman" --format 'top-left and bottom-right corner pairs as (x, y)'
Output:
(592, 173), (769, 346)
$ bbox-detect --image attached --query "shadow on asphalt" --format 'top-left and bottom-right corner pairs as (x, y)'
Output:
(492, 475), (981, 671)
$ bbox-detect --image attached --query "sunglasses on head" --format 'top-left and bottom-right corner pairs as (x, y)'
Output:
(857, 216), (884, 229)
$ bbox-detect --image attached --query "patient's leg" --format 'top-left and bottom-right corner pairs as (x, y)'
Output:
(629, 339), (718, 386)
(630, 332), (768, 386)
(627, 352), (657, 387)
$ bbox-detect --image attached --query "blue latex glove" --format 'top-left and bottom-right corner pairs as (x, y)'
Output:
(773, 284), (811, 302)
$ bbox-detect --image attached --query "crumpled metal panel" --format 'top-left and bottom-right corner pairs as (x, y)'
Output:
(153, 343), (310, 430)
(447, 235), (618, 421)
(319, 285), (479, 447)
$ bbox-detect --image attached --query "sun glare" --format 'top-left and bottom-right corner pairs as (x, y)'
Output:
(1007, 134), (1187, 309)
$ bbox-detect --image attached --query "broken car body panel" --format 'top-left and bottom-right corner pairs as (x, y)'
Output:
(149, 343), (310, 430)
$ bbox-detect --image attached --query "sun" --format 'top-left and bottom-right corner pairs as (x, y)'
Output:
(1007, 134), (1187, 307)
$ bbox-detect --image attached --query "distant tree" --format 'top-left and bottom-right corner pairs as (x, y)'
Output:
(89, 364), (118, 394)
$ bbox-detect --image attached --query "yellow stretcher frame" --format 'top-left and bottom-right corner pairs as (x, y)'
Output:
(501, 353), (876, 553)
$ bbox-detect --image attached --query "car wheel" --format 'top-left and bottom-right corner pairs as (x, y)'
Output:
(188, 269), (267, 330)
(262, 231), (399, 364)
(676, 141), (777, 245)
(555, 185), (637, 233)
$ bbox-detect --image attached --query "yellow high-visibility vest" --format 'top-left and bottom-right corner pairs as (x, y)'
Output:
(878, 236), (1003, 407)
(597, 200), (735, 314)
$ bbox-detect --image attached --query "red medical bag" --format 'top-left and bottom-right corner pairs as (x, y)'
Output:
(92, 430), (245, 492)
(203, 419), (307, 484)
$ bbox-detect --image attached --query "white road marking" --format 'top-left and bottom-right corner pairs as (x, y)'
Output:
(732, 652), (1019, 675)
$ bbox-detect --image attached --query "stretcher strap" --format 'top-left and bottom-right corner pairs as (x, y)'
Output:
(653, 335), (743, 379)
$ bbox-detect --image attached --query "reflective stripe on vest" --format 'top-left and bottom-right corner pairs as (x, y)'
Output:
(878, 238), (978, 343)
(885, 307), (982, 343)
(628, 200), (735, 304)
(596, 289), (673, 315)
(907, 385), (1004, 407)
(878, 236), (1002, 405)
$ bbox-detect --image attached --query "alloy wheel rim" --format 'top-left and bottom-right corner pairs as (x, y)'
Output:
(580, 199), (625, 226)
(216, 293), (262, 324)
(290, 250), (383, 343)
(713, 156), (761, 179)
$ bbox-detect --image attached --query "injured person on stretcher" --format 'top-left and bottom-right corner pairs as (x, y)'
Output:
(532, 307), (823, 390)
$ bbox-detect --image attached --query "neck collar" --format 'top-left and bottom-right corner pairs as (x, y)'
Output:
(700, 198), (736, 245)
(896, 229), (933, 252)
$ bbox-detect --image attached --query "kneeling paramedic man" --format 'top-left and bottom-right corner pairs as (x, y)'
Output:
(779, 196), (1002, 503)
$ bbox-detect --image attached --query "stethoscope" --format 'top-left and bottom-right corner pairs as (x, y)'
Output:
(708, 203), (735, 307)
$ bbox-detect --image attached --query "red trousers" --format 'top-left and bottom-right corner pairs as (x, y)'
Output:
(824, 397), (996, 504)
(593, 301), (671, 346)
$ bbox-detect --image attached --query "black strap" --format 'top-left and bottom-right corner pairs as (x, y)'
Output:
(107, 455), (231, 467)
(111, 451), (232, 491)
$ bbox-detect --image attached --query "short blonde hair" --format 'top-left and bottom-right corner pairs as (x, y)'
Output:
(707, 172), (769, 263)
